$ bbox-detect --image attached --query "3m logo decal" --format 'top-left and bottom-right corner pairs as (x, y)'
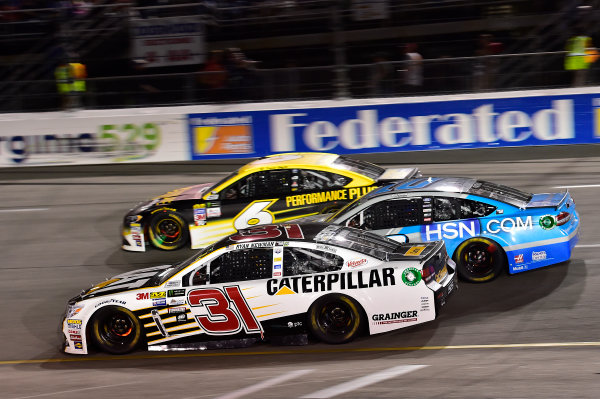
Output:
(136, 292), (149, 300)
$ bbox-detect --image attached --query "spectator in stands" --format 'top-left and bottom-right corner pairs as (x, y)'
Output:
(54, 55), (87, 110)
(398, 43), (423, 93)
(565, 33), (598, 87)
(198, 50), (227, 101)
(0, 0), (20, 22)
(369, 52), (393, 97)
(223, 47), (260, 101)
(473, 33), (502, 91)
(71, 0), (89, 17)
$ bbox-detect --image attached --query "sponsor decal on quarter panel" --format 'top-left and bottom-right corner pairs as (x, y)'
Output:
(421, 219), (480, 241)
(266, 268), (395, 296)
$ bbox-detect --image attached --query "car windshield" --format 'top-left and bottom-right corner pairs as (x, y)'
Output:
(314, 225), (401, 260)
(153, 243), (218, 285)
(208, 171), (240, 193)
(332, 156), (385, 180)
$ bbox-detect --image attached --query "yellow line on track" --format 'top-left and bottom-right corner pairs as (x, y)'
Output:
(1, 341), (599, 366)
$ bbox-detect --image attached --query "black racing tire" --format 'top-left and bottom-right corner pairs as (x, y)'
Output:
(307, 293), (363, 344)
(90, 306), (143, 355)
(453, 237), (506, 283)
(148, 211), (188, 250)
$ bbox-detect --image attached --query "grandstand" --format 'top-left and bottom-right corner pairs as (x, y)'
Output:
(1, 0), (599, 112)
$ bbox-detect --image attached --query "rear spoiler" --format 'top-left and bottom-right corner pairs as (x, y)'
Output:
(525, 190), (570, 210)
(378, 167), (422, 182)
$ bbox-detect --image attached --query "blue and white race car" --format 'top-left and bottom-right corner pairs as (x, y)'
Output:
(326, 177), (580, 282)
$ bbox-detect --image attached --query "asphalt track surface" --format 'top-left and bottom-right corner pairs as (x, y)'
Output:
(1, 148), (600, 398)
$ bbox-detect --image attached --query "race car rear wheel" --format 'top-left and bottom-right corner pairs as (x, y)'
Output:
(90, 306), (143, 354)
(454, 237), (505, 283)
(149, 211), (188, 250)
(307, 294), (363, 344)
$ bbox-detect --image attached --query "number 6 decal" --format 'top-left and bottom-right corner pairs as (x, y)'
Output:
(233, 200), (277, 230)
(188, 286), (262, 336)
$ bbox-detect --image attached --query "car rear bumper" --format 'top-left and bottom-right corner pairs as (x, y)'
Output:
(432, 259), (458, 314)
(505, 215), (580, 274)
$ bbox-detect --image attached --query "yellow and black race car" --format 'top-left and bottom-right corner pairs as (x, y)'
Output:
(122, 152), (420, 251)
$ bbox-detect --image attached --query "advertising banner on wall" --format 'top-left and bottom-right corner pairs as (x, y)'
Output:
(186, 91), (600, 160)
(0, 111), (188, 166)
(188, 114), (254, 157)
(130, 16), (205, 67)
(352, 0), (389, 21)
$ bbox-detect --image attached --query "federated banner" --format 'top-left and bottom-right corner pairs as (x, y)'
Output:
(0, 111), (188, 166)
(186, 91), (600, 159)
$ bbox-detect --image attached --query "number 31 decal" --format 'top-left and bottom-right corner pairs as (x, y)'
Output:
(188, 286), (262, 336)
(229, 224), (304, 242)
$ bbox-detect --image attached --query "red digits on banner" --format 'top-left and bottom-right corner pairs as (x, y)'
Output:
(168, 49), (190, 61)
(229, 225), (282, 242)
(188, 286), (262, 335)
(225, 286), (261, 332)
(145, 52), (156, 63)
(283, 224), (304, 239)
(188, 288), (241, 335)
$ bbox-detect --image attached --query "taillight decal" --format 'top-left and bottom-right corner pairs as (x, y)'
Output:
(556, 212), (571, 226)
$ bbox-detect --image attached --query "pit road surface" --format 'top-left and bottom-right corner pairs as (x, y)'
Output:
(1, 154), (599, 398)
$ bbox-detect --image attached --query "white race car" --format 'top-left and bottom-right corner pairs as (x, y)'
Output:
(63, 223), (457, 355)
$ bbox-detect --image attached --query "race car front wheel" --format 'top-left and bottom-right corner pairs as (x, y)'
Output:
(90, 306), (143, 354)
(149, 211), (188, 250)
(454, 237), (505, 283)
(308, 294), (363, 344)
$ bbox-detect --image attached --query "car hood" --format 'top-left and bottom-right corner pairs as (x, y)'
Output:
(152, 182), (214, 203)
(80, 264), (173, 299)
